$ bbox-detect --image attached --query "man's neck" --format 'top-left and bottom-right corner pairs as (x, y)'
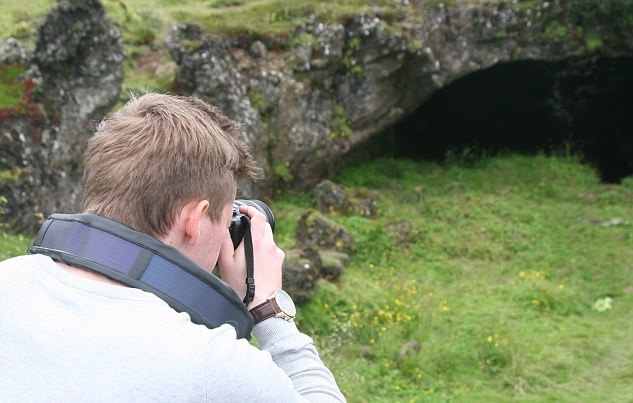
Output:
(57, 262), (129, 288)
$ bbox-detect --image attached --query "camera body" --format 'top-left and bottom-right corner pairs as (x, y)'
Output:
(229, 199), (275, 249)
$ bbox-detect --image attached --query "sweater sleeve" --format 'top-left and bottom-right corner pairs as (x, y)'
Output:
(204, 321), (346, 402)
(253, 319), (346, 402)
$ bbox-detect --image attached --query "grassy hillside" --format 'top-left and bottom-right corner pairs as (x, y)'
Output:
(270, 154), (633, 402)
(0, 0), (409, 107)
(3, 154), (631, 401)
(1, 0), (631, 108)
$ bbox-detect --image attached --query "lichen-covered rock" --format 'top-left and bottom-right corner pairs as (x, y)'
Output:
(168, 1), (633, 194)
(0, 0), (123, 231)
(295, 209), (354, 256)
(313, 179), (380, 218)
(0, 38), (30, 65)
(165, 23), (268, 198)
(314, 180), (351, 214)
(386, 219), (420, 246)
(282, 210), (353, 300)
(317, 250), (348, 281)
(3, 0), (633, 231)
(281, 248), (320, 303)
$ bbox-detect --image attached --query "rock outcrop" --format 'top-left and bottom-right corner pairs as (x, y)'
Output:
(0, 0), (123, 231)
(167, 1), (633, 195)
(2, 0), (632, 229)
(282, 209), (354, 301)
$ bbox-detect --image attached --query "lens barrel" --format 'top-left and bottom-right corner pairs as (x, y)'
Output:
(229, 199), (275, 249)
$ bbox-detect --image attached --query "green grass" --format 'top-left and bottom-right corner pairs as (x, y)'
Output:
(0, 64), (27, 109)
(0, 0), (54, 43)
(171, 0), (396, 36)
(0, 229), (30, 261)
(269, 154), (633, 402)
(0, 0), (412, 108)
(6, 0), (630, 108)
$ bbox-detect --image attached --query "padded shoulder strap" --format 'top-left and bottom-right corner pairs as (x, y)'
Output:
(29, 213), (253, 339)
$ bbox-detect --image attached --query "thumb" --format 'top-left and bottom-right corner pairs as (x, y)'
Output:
(217, 234), (236, 270)
(217, 234), (247, 300)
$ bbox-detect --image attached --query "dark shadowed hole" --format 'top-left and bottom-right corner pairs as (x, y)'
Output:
(363, 57), (633, 183)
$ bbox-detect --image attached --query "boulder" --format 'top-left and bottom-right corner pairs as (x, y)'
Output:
(0, 0), (123, 231)
(314, 179), (379, 218)
(280, 209), (354, 299)
(295, 209), (355, 256)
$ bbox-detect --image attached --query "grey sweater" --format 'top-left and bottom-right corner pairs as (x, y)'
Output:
(0, 254), (346, 402)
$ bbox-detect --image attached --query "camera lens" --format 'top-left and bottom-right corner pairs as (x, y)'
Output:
(232, 199), (275, 232)
(230, 199), (275, 249)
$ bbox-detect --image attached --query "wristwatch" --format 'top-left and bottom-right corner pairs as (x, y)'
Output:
(249, 289), (296, 324)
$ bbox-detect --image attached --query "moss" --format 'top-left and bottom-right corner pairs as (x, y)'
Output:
(350, 65), (363, 75)
(268, 130), (277, 144)
(348, 36), (362, 50)
(289, 32), (318, 48)
(0, 64), (27, 110)
(583, 30), (603, 53)
(541, 21), (569, 43)
(0, 168), (24, 184)
(325, 104), (354, 144)
(9, 21), (33, 39)
(408, 37), (423, 52)
(273, 160), (294, 182)
(181, 39), (203, 54)
(537, 0), (633, 48)
(495, 28), (508, 40)
(249, 91), (264, 112)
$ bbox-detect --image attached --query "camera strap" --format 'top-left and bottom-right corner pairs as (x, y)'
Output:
(29, 213), (254, 339)
(238, 215), (256, 306)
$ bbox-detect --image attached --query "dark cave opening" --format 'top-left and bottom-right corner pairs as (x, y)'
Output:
(386, 57), (633, 183)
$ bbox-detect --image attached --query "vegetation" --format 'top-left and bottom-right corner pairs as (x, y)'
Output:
(270, 154), (633, 402)
(536, 0), (633, 49)
(3, 0), (631, 104)
(0, 64), (27, 110)
(0, 231), (29, 261)
(168, 0), (398, 37)
(0, 0), (53, 42)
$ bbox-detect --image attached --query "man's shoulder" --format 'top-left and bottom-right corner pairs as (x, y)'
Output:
(0, 254), (49, 278)
(1, 253), (53, 266)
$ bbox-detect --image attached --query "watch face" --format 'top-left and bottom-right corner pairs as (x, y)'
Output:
(275, 289), (296, 316)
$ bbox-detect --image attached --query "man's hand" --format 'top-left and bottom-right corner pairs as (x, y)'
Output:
(217, 205), (284, 309)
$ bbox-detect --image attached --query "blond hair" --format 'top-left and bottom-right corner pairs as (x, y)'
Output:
(82, 93), (260, 237)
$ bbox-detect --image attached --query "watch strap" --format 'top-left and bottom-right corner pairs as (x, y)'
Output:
(249, 300), (278, 325)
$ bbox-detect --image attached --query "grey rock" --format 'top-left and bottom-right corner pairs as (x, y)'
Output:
(281, 248), (320, 303)
(0, 0), (123, 231)
(167, 4), (632, 193)
(317, 250), (349, 281)
(165, 24), (269, 198)
(249, 40), (267, 58)
(314, 180), (351, 214)
(295, 209), (355, 256)
(3, 0), (633, 232)
(293, 44), (312, 72)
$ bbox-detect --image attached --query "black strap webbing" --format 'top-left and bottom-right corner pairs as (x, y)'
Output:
(239, 215), (256, 306)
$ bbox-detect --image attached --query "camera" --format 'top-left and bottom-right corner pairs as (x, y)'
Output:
(229, 199), (275, 249)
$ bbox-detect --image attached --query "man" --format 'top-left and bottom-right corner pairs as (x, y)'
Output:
(0, 93), (346, 402)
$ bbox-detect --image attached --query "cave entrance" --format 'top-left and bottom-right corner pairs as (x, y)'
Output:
(384, 57), (633, 183)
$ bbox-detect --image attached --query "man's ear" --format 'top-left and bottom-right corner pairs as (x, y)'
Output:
(181, 199), (209, 245)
